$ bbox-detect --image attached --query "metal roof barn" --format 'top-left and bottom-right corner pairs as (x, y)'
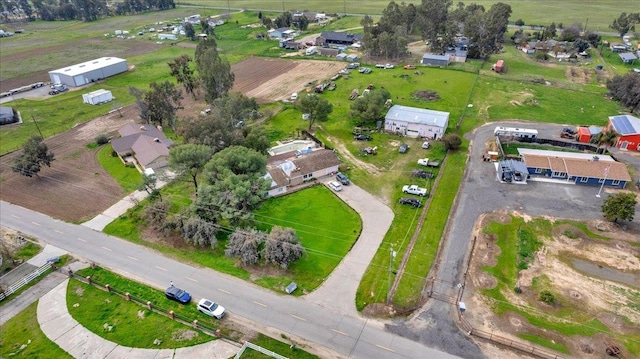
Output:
(48, 57), (128, 87)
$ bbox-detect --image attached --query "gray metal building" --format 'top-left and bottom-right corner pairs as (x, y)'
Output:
(48, 57), (128, 87)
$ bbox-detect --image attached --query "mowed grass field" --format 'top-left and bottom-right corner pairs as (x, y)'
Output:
(193, 0), (637, 31)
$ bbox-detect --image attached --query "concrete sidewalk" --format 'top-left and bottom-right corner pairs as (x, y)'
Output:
(38, 279), (238, 359)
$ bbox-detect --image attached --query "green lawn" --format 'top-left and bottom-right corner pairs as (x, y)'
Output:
(0, 302), (73, 358)
(96, 145), (141, 192)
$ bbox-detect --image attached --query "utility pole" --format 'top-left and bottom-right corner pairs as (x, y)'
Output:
(344, 0), (346, 16)
(31, 113), (44, 139)
(227, 0), (230, 15)
(387, 244), (396, 303)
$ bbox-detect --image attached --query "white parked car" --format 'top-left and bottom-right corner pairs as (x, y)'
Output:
(291, 92), (298, 100)
(385, 63), (395, 69)
(402, 184), (427, 196)
(197, 298), (226, 319)
(328, 181), (342, 192)
(422, 141), (431, 149)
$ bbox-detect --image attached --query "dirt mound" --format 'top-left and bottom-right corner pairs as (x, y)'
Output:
(411, 90), (440, 101)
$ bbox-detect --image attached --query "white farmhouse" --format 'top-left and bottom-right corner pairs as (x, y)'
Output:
(384, 105), (450, 140)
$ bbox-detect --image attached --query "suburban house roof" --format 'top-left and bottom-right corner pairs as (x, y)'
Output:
(111, 123), (173, 166)
(619, 52), (638, 61)
(518, 149), (630, 181)
(609, 114), (640, 135)
(266, 167), (289, 188)
(292, 149), (341, 175)
(49, 57), (126, 77)
(422, 53), (450, 62)
(318, 31), (362, 43)
(385, 105), (450, 128)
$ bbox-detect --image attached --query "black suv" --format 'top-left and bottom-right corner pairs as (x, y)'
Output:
(354, 134), (372, 141)
(336, 172), (350, 185)
(399, 197), (421, 208)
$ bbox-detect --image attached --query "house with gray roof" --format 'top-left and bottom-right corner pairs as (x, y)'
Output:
(384, 105), (450, 140)
(111, 123), (173, 170)
(316, 31), (362, 47)
(421, 53), (450, 66)
(265, 149), (341, 197)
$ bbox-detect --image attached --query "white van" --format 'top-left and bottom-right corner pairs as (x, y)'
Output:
(328, 181), (342, 192)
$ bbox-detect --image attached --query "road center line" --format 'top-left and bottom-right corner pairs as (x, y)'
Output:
(127, 256), (138, 261)
(11, 214), (20, 219)
(290, 314), (307, 322)
(331, 329), (349, 337)
(31, 221), (40, 226)
(155, 266), (167, 271)
(101, 246), (112, 251)
(252, 301), (267, 307)
(185, 277), (198, 282)
(54, 230), (63, 234)
(219, 289), (231, 294)
(77, 238), (87, 242)
(375, 344), (395, 352)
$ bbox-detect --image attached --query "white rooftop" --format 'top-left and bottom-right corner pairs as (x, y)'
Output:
(385, 105), (450, 128)
(49, 57), (126, 77)
(517, 148), (615, 162)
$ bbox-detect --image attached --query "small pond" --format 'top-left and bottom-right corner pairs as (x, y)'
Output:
(571, 258), (639, 288)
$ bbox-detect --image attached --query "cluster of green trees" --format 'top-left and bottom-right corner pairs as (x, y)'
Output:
(259, 11), (309, 31)
(360, 0), (512, 59)
(226, 226), (305, 269)
(1, 0), (176, 22)
(607, 72), (640, 114)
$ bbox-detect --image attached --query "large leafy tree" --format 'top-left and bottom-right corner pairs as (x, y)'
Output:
(590, 130), (619, 154)
(193, 146), (270, 225)
(296, 94), (333, 130)
(610, 12), (640, 38)
(130, 81), (182, 129)
(12, 136), (55, 177)
(463, 2), (512, 59)
(264, 226), (305, 269)
(348, 89), (391, 124)
(182, 217), (218, 247)
(211, 92), (259, 128)
(417, 0), (452, 53)
(602, 193), (637, 223)
(607, 72), (640, 113)
(225, 228), (267, 265)
(195, 39), (235, 104)
(168, 55), (197, 96)
(168, 144), (213, 192)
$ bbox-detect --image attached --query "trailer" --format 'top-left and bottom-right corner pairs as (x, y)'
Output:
(82, 89), (113, 105)
(494, 126), (538, 139)
(305, 46), (317, 55)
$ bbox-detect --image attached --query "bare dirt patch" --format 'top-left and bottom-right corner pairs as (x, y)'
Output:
(0, 106), (136, 222)
(465, 212), (640, 358)
(231, 57), (346, 103)
(411, 90), (440, 101)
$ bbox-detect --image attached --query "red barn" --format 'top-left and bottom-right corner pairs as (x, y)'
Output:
(608, 115), (640, 151)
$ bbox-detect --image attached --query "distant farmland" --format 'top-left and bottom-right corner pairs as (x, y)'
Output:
(195, 0), (637, 32)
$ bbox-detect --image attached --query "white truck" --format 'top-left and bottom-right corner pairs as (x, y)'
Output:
(305, 46), (317, 55)
(417, 158), (440, 167)
(402, 184), (427, 196)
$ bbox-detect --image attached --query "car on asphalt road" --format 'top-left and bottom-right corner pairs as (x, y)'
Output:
(197, 298), (226, 319)
(165, 286), (191, 304)
(399, 143), (409, 153)
(336, 172), (350, 185)
(354, 134), (372, 141)
(399, 197), (421, 208)
(328, 181), (342, 192)
(402, 184), (427, 196)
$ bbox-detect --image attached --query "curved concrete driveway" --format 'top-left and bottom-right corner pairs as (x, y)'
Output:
(306, 182), (394, 317)
(38, 279), (238, 359)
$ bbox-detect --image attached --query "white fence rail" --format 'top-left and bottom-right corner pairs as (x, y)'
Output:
(0, 263), (51, 301)
(234, 341), (289, 359)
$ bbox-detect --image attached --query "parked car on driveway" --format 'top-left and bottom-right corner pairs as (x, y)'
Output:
(402, 184), (427, 196)
(354, 134), (372, 141)
(165, 286), (191, 304)
(336, 172), (350, 185)
(197, 298), (226, 319)
(399, 197), (421, 207)
(328, 181), (342, 192)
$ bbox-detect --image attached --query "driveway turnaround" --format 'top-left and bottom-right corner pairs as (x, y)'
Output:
(37, 279), (238, 359)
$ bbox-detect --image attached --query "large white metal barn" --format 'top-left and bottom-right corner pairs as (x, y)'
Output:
(48, 57), (128, 87)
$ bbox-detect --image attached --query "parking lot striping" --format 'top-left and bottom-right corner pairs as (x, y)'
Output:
(31, 221), (40, 226)
(155, 266), (167, 271)
(11, 214), (20, 219)
(127, 256), (138, 261)
(219, 289), (231, 294)
(77, 238), (87, 242)
(185, 277), (198, 282)
(54, 230), (63, 234)
(375, 345), (395, 353)
(290, 314), (307, 322)
(331, 329), (349, 337)
(101, 246), (112, 251)
(252, 301), (267, 307)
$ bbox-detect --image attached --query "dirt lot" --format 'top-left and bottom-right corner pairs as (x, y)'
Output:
(465, 211), (640, 359)
(230, 57), (346, 103)
(0, 107), (136, 222)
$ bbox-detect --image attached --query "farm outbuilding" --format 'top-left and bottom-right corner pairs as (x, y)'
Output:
(384, 105), (450, 140)
(82, 89), (113, 105)
(158, 33), (177, 41)
(421, 53), (450, 66)
(0, 106), (18, 125)
(619, 52), (637, 64)
(607, 114), (640, 152)
(48, 57), (128, 87)
(518, 148), (631, 188)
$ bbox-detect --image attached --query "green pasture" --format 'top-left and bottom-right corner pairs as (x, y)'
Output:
(105, 182), (362, 293)
(194, 0), (637, 31)
(481, 216), (640, 356)
(0, 302), (73, 358)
